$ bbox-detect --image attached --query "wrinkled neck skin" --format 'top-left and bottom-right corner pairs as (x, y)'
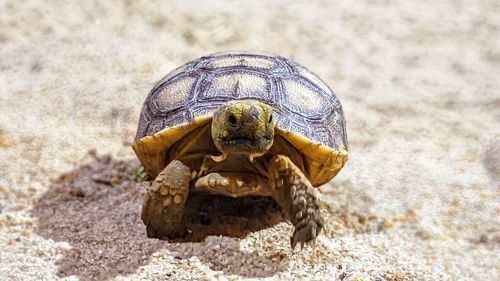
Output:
(211, 100), (275, 162)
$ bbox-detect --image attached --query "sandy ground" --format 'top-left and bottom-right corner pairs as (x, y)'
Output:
(1, 0), (499, 280)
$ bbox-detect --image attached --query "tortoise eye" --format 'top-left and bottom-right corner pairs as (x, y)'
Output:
(228, 114), (238, 126)
(268, 114), (273, 123)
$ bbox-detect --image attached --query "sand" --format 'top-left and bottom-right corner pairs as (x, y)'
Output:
(0, 0), (499, 280)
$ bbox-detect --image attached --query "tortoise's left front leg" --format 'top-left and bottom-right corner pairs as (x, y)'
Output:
(269, 155), (324, 249)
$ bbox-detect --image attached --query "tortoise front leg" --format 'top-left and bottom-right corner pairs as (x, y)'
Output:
(141, 160), (191, 239)
(269, 155), (324, 249)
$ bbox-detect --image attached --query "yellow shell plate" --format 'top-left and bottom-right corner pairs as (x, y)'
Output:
(275, 128), (348, 186)
(132, 115), (212, 178)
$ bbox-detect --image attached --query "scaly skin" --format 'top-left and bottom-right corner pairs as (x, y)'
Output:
(269, 155), (324, 249)
(141, 160), (191, 239)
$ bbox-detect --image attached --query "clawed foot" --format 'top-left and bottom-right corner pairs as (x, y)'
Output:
(142, 186), (189, 239)
(291, 210), (324, 250)
(269, 155), (325, 250)
(288, 179), (324, 250)
(141, 160), (191, 240)
(290, 183), (324, 250)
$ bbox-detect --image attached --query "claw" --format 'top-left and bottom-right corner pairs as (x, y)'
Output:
(310, 224), (317, 239)
(208, 176), (216, 187)
(149, 181), (160, 192)
(291, 236), (297, 250)
(296, 211), (303, 220)
(207, 173), (230, 187)
(308, 239), (316, 249)
(290, 214), (323, 250)
(291, 237), (305, 251)
(160, 184), (170, 195)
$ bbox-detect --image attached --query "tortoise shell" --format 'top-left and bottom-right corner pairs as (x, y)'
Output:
(133, 52), (348, 186)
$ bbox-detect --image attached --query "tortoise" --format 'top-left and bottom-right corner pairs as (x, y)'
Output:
(133, 52), (348, 248)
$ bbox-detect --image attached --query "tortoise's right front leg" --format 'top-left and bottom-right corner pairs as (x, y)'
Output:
(141, 160), (191, 239)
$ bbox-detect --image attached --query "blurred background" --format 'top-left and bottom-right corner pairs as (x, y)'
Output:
(0, 0), (498, 280)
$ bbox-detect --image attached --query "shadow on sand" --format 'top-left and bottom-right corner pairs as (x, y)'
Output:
(31, 153), (288, 280)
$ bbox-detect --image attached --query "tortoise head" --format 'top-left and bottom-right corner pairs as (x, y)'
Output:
(212, 100), (275, 158)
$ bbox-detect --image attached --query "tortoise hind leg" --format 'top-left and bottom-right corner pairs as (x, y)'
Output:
(141, 160), (191, 239)
(269, 155), (324, 249)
